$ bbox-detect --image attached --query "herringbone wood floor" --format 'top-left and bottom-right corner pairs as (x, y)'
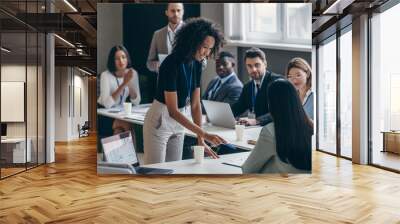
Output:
(1, 135), (400, 223)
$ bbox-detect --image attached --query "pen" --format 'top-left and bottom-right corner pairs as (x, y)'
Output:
(221, 162), (242, 168)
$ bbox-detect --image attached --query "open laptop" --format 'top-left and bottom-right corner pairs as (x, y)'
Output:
(202, 100), (261, 129)
(100, 131), (173, 174)
(202, 100), (237, 129)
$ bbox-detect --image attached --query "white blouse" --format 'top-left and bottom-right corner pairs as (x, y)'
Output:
(97, 69), (141, 108)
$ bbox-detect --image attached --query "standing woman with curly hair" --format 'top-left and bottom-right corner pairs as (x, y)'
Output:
(143, 18), (226, 164)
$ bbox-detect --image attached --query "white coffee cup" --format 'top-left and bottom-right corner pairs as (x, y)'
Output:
(193, 146), (205, 164)
(235, 124), (245, 141)
(124, 102), (132, 114)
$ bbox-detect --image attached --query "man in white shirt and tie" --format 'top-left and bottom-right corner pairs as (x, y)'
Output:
(146, 3), (184, 73)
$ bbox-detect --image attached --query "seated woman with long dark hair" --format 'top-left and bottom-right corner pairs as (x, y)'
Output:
(242, 79), (313, 173)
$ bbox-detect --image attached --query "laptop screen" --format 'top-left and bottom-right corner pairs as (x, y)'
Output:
(101, 131), (139, 166)
(202, 100), (236, 129)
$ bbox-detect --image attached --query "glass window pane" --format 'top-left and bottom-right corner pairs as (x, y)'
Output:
(27, 32), (38, 169)
(371, 3), (400, 171)
(38, 32), (46, 165)
(318, 37), (337, 154)
(286, 4), (312, 41)
(0, 1), (46, 179)
(390, 75), (400, 129)
(340, 29), (352, 158)
(1, 31), (28, 177)
(250, 3), (278, 33)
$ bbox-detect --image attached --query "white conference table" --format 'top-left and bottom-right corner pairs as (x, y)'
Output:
(97, 104), (262, 151)
(142, 152), (250, 174)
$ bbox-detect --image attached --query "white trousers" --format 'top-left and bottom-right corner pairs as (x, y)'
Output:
(143, 100), (185, 164)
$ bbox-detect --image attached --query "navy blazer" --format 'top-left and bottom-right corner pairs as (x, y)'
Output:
(231, 70), (283, 123)
(202, 73), (243, 107)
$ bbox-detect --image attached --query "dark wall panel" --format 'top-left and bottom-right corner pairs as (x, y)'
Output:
(123, 3), (200, 103)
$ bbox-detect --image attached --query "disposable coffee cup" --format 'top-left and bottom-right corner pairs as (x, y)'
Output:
(124, 102), (132, 114)
(193, 146), (205, 164)
(235, 124), (245, 141)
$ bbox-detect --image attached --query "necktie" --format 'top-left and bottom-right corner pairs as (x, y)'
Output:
(256, 83), (260, 94)
(210, 79), (222, 100)
(251, 83), (261, 115)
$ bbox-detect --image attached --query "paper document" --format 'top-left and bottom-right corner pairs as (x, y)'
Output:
(158, 54), (168, 65)
(131, 105), (150, 114)
(222, 157), (247, 167)
(124, 114), (145, 120)
(108, 109), (121, 113)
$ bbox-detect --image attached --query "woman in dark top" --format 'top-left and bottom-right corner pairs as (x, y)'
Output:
(143, 18), (226, 164)
(242, 79), (313, 173)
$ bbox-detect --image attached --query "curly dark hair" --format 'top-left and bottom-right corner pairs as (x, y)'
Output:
(172, 17), (225, 61)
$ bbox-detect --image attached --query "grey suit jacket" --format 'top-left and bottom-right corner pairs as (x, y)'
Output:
(202, 74), (243, 107)
(147, 26), (169, 72)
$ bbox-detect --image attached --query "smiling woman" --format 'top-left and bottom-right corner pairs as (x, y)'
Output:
(143, 18), (226, 165)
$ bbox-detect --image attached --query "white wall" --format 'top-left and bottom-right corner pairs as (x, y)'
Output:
(55, 67), (68, 141)
(1, 65), (38, 137)
(1, 65), (26, 138)
(55, 67), (89, 141)
(312, 46), (317, 150)
(72, 73), (89, 138)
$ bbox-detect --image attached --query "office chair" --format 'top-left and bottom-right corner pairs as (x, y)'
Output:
(78, 121), (90, 138)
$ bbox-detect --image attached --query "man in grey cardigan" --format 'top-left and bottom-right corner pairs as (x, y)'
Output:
(146, 3), (184, 73)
